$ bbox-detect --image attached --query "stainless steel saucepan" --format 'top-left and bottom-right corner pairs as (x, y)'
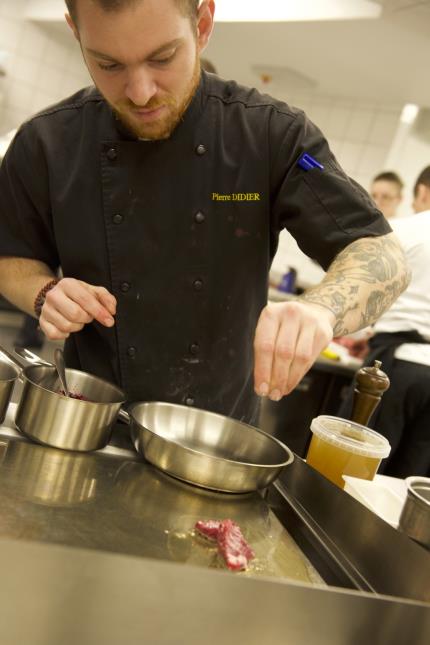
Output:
(122, 401), (294, 493)
(0, 358), (20, 425)
(0, 345), (126, 451)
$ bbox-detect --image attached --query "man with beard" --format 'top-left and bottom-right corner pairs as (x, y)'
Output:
(0, 0), (409, 424)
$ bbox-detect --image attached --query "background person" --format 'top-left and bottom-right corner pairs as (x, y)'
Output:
(0, 0), (408, 426)
(370, 170), (404, 220)
(340, 165), (430, 477)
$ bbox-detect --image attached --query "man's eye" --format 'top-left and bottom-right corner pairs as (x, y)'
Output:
(151, 52), (176, 65)
(98, 62), (121, 72)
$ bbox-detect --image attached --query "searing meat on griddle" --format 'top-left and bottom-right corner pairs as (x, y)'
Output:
(194, 519), (255, 571)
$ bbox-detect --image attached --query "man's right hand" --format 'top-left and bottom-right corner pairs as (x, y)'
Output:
(39, 278), (117, 340)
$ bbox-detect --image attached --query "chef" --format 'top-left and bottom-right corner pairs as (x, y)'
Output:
(0, 0), (408, 424)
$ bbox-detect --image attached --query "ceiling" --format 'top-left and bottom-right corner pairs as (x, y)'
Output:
(205, 0), (430, 107)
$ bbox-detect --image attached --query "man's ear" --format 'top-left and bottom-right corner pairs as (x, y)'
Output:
(196, 0), (215, 54)
(65, 13), (79, 41)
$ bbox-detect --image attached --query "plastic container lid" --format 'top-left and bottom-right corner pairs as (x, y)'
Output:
(310, 415), (391, 459)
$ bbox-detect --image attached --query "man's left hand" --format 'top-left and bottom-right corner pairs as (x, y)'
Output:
(253, 301), (335, 401)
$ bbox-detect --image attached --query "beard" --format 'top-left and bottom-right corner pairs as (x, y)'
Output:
(111, 56), (201, 140)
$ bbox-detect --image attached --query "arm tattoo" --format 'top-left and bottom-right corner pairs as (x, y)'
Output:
(299, 234), (410, 336)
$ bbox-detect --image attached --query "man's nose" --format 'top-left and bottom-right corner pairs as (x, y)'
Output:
(125, 67), (157, 106)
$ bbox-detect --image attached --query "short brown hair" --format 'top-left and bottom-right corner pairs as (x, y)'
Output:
(372, 171), (404, 191)
(413, 166), (430, 197)
(65, 0), (200, 24)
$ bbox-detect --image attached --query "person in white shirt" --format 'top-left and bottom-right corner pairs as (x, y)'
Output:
(345, 166), (430, 477)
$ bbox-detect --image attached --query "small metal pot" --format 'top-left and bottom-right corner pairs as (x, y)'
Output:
(125, 401), (294, 493)
(0, 345), (126, 452)
(399, 476), (430, 549)
(0, 358), (20, 425)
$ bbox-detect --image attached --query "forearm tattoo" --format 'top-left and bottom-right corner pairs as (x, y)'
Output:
(300, 234), (410, 336)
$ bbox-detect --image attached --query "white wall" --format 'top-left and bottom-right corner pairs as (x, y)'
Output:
(385, 108), (430, 218)
(0, 0), (90, 135)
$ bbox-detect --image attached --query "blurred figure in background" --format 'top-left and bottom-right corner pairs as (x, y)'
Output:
(370, 170), (404, 220)
(340, 165), (430, 477)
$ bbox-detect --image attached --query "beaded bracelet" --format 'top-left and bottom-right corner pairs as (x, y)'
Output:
(34, 278), (60, 318)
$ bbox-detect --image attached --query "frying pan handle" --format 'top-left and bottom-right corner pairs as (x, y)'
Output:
(118, 408), (131, 425)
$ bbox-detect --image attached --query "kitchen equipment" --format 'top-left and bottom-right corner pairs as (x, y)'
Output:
(399, 476), (430, 549)
(54, 348), (69, 397)
(350, 360), (390, 426)
(124, 401), (294, 493)
(0, 357), (19, 424)
(0, 344), (126, 452)
(306, 415), (391, 488)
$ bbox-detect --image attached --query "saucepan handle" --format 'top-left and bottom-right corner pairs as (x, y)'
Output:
(0, 343), (26, 382)
(0, 343), (26, 370)
(118, 407), (131, 425)
(13, 346), (53, 367)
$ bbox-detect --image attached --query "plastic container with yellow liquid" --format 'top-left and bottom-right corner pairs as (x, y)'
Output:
(306, 415), (391, 489)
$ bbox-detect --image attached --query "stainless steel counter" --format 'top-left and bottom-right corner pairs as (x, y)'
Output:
(0, 404), (429, 644)
(0, 536), (429, 645)
(0, 432), (321, 585)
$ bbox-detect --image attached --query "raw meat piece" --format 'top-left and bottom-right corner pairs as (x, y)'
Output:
(195, 519), (221, 539)
(195, 519), (255, 571)
(217, 519), (255, 571)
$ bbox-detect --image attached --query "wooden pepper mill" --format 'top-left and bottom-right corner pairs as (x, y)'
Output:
(350, 360), (390, 426)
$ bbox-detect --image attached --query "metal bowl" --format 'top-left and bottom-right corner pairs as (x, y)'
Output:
(128, 401), (294, 493)
(399, 476), (430, 549)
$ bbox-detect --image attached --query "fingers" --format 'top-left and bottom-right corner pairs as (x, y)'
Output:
(39, 278), (116, 340)
(281, 322), (317, 395)
(263, 309), (300, 400)
(253, 307), (279, 397)
(270, 313), (313, 398)
(254, 302), (334, 401)
(39, 318), (72, 341)
(71, 281), (116, 326)
(90, 286), (117, 317)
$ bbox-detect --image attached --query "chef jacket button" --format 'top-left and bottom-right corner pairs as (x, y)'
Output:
(107, 148), (117, 161)
(127, 346), (137, 358)
(193, 279), (203, 292)
(120, 282), (131, 292)
(113, 213), (123, 225)
(189, 343), (200, 355)
(185, 396), (195, 406)
(195, 144), (206, 156)
(194, 211), (205, 224)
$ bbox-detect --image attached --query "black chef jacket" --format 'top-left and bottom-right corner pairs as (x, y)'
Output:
(0, 72), (391, 424)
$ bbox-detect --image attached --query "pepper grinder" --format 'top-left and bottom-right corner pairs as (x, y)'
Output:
(350, 360), (390, 427)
